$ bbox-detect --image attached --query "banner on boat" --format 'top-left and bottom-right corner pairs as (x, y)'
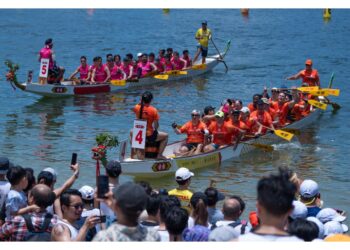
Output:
(131, 119), (147, 149)
(175, 152), (221, 169)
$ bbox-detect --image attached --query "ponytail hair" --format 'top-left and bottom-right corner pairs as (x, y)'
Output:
(193, 199), (208, 227)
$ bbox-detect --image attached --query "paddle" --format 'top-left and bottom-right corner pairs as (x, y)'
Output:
(165, 70), (188, 76)
(153, 74), (169, 80)
(210, 37), (228, 72)
(325, 73), (341, 110)
(308, 99), (328, 110)
(110, 79), (126, 86)
(308, 88), (340, 97)
(256, 123), (294, 141)
(192, 64), (207, 70)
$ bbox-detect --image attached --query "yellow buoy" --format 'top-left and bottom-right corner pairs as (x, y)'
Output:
(323, 9), (331, 19)
(162, 9), (170, 14)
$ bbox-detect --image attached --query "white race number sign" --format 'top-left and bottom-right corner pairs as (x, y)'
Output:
(39, 58), (50, 78)
(131, 119), (147, 149)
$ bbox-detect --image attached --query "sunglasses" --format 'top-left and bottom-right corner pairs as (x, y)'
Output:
(70, 203), (84, 210)
(192, 114), (200, 117)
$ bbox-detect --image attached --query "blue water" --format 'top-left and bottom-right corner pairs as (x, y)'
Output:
(0, 9), (349, 216)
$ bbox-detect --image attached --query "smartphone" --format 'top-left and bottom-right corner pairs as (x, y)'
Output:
(99, 215), (106, 223)
(97, 175), (109, 198)
(71, 153), (77, 165)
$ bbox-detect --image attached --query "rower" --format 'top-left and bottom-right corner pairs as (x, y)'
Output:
(91, 56), (110, 84)
(148, 53), (156, 63)
(203, 111), (234, 153)
(171, 51), (187, 70)
(286, 59), (320, 87)
(164, 55), (174, 72)
(182, 50), (192, 68)
(106, 56), (126, 81)
(249, 99), (275, 136)
(158, 49), (166, 64)
(271, 92), (291, 127)
(193, 21), (212, 64)
(137, 54), (157, 78)
(120, 58), (134, 80)
(248, 94), (262, 113)
(68, 56), (91, 85)
(226, 110), (249, 142)
(132, 91), (168, 160)
(114, 54), (122, 67)
(172, 110), (208, 156)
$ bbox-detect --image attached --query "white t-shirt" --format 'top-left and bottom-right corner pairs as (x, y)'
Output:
(239, 232), (303, 241)
(0, 180), (11, 210)
(187, 216), (212, 229)
(158, 229), (169, 242)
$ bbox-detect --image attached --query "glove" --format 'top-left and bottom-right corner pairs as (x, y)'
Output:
(171, 122), (178, 129)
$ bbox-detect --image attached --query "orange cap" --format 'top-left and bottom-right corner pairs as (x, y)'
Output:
(305, 59), (313, 65)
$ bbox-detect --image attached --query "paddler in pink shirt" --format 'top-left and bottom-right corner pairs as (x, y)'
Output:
(171, 51), (187, 70)
(137, 54), (157, 78)
(68, 56), (91, 84)
(182, 50), (192, 69)
(91, 56), (110, 84)
(106, 57), (126, 81)
(164, 55), (174, 72)
(158, 49), (166, 64)
(114, 54), (122, 67)
(121, 58), (134, 80)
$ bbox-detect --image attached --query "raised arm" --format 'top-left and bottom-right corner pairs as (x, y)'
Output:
(53, 163), (80, 198)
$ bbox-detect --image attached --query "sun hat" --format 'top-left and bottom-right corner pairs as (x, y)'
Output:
(137, 52), (143, 57)
(300, 179), (319, 198)
(215, 111), (225, 118)
(42, 167), (57, 182)
(290, 200), (308, 219)
(324, 221), (348, 236)
(316, 208), (346, 223)
(175, 167), (194, 181)
(191, 109), (201, 116)
(79, 185), (95, 200)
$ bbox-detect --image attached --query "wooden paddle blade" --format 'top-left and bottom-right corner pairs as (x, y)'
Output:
(322, 88), (340, 96)
(250, 143), (274, 152)
(192, 64), (207, 70)
(308, 99), (328, 110)
(297, 86), (319, 92)
(153, 74), (169, 80)
(274, 130), (294, 141)
(280, 128), (301, 136)
(110, 80), (126, 86)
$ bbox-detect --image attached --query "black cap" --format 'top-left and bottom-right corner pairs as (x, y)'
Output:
(0, 157), (13, 174)
(202, 20), (208, 25)
(113, 182), (148, 214)
(204, 106), (215, 115)
(205, 187), (225, 204)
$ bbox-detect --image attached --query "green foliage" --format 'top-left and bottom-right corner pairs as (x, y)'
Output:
(95, 133), (119, 148)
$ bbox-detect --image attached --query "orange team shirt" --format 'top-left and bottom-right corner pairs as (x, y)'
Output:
(133, 104), (160, 136)
(249, 110), (273, 134)
(208, 121), (233, 145)
(299, 69), (320, 87)
(225, 120), (248, 142)
(248, 103), (256, 113)
(290, 100), (306, 121)
(179, 121), (207, 144)
(271, 101), (290, 127)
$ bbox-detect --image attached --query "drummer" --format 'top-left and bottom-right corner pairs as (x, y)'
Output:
(172, 109), (208, 156)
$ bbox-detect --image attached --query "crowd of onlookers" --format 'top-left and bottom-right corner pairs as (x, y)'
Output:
(0, 156), (348, 242)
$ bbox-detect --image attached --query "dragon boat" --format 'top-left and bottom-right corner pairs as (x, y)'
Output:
(4, 41), (230, 97)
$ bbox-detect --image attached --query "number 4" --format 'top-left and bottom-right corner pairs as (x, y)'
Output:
(135, 130), (143, 144)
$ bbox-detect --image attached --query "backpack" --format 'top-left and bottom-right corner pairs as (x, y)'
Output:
(211, 220), (248, 235)
(22, 213), (53, 241)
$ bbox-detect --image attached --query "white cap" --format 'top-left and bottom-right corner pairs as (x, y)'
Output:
(240, 107), (250, 114)
(307, 217), (325, 239)
(324, 221), (349, 237)
(316, 208), (346, 223)
(191, 109), (201, 115)
(300, 179), (319, 198)
(137, 52), (143, 57)
(208, 225), (239, 241)
(42, 167), (57, 181)
(291, 200), (308, 219)
(175, 167), (194, 181)
(79, 185), (95, 200)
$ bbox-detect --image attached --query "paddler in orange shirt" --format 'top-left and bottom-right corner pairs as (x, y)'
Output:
(286, 59), (320, 87)
(249, 100), (275, 136)
(172, 109), (208, 156)
(203, 111), (234, 153)
(225, 110), (249, 143)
